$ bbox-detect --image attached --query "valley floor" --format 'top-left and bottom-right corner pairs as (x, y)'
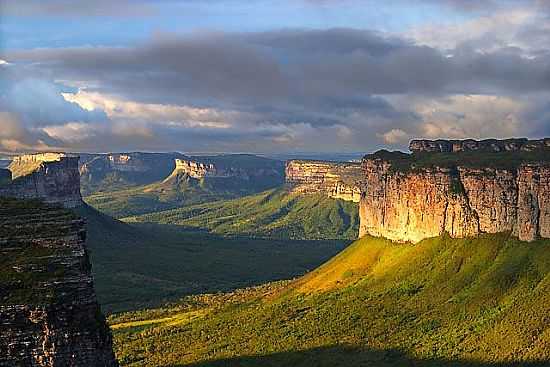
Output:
(110, 234), (550, 366)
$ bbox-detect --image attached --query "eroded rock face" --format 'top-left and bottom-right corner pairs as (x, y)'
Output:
(1, 154), (83, 208)
(359, 158), (550, 243)
(285, 160), (363, 202)
(409, 138), (550, 153)
(168, 158), (284, 181)
(0, 199), (117, 366)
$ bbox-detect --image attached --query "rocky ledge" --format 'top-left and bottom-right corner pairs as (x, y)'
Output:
(359, 147), (550, 243)
(285, 160), (363, 202)
(410, 138), (550, 153)
(1, 153), (83, 208)
(0, 198), (117, 366)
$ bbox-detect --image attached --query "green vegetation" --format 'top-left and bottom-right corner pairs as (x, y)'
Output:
(85, 174), (283, 218)
(75, 204), (348, 312)
(125, 188), (359, 240)
(111, 234), (550, 366)
(0, 198), (73, 305)
(83, 153), (284, 217)
(367, 149), (550, 172)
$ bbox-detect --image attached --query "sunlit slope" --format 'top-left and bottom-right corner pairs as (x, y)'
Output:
(85, 173), (281, 218)
(112, 234), (550, 366)
(126, 188), (360, 240)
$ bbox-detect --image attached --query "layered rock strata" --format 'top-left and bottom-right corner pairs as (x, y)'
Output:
(359, 156), (550, 243)
(167, 158), (284, 181)
(0, 198), (117, 366)
(285, 160), (363, 202)
(1, 154), (83, 208)
(410, 138), (550, 153)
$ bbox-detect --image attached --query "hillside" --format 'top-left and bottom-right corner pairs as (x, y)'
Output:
(126, 188), (360, 240)
(84, 154), (285, 218)
(74, 204), (348, 312)
(111, 234), (550, 366)
(79, 152), (187, 195)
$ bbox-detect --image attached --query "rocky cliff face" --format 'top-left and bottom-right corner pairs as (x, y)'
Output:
(167, 156), (284, 181)
(410, 138), (550, 153)
(0, 198), (117, 366)
(1, 154), (83, 208)
(359, 154), (550, 243)
(285, 160), (363, 202)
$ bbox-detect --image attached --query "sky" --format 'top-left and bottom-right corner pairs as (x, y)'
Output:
(0, 0), (549, 154)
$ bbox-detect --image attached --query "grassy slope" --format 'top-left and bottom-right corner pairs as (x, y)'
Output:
(75, 204), (348, 313)
(85, 175), (283, 219)
(126, 188), (360, 240)
(111, 234), (550, 366)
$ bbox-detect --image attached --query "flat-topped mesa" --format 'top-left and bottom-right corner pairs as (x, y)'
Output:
(167, 157), (284, 182)
(359, 148), (550, 243)
(171, 159), (228, 179)
(1, 153), (83, 208)
(410, 138), (550, 153)
(0, 199), (118, 366)
(285, 160), (363, 202)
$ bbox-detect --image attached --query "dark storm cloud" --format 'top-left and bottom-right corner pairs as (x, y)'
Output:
(3, 25), (550, 152)
(8, 29), (550, 104)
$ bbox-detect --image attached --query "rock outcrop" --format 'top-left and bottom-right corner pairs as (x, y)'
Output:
(166, 156), (284, 182)
(171, 159), (235, 179)
(410, 138), (550, 153)
(285, 160), (363, 202)
(1, 154), (83, 208)
(359, 151), (550, 243)
(0, 198), (118, 366)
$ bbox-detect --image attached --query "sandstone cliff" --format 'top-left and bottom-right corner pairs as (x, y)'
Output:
(0, 198), (118, 366)
(1, 154), (83, 208)
(410, 138), (550, 153)
(285, 160), (363, 202)
(165, 155), (285, 182)
(359, 148), (550, 243)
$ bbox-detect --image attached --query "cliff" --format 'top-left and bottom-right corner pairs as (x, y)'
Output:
(285, 160), (363, 202)
(0, 198), (117, 366)
(1, 153), (83, 208)
(165, 155), (285, 182)
(410, 138), (550, 153)
(79, 152), (187, 195)
(359, 147), (550, 243)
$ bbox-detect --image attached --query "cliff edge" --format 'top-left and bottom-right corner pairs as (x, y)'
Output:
(1, 153), (83, 208)
(359, 143), (550, 243)
(0, 198), (118, 366)
(285, 160), (363, 202)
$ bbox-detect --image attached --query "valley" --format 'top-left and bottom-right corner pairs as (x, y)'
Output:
(1, 138), (550, 366)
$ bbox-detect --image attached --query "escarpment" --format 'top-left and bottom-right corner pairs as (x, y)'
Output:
(410, 138), (550, 153)
(1, 154), (83, 208)
(285, 160), (363, 202)
(359, 144), (550, 243)
(166, 156), (285, 182)
(0, 198), (118, 366)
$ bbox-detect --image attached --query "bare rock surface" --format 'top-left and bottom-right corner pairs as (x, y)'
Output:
(1, 154), (83, 208)
(0, 199), (117, 366)
(359, 151), (550, 243)
(285, 160), (363, 202)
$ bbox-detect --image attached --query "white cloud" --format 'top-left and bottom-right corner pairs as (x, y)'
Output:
(378, 128), (410, 144)
(62, 90), (232, 129)
(41, 122), (98, 142)
(414, 95), (524, 139)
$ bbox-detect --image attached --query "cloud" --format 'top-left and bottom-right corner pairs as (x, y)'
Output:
(3, 23), (550, 152)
